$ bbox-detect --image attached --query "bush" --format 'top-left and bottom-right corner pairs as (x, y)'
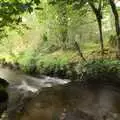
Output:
(17, 49), (37, 74)
(36, 54), (69, 77)
(79, 59), (120, 83)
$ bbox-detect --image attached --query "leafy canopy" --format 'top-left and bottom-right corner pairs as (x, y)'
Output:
(0, 0), (40, 37)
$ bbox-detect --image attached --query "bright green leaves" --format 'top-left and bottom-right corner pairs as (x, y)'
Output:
(0, 0), (41, 38)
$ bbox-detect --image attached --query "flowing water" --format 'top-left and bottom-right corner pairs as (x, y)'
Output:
(0, 67), (70, 120)
(0, 67), (120, 120)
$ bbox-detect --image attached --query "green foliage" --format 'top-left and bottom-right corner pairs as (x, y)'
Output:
(17, 49), (37, 73)
(80, 59), (120, 82)
(0, 0), (120, 81)
(0, 0), (41, 38)
(36, 51), (70, 76)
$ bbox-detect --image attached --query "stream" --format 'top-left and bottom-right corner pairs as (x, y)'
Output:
(0, 67), (120, 120)
(0, 67), (70, 120)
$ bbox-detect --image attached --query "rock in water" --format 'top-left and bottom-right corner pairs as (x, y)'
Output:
(0, 78), (9, 118)
(0, 78), (9, 88)
(0, 90), (8, 103)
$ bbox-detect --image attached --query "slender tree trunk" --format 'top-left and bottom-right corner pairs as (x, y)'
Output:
(74, 41), (86, 62)
(109, 0), (120, 58)
(88, 1), (104, 56)
(97, 15), (104, 55)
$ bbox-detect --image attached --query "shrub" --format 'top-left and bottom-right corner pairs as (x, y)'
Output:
(79, 59), (120, 83)
(17, 49), (37, 74)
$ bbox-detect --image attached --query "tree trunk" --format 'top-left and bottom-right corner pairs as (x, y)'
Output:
(74, 41), (86, 62)
(96, 15), (104, 55)
(109, 0), (120, 58)
(88, 1), (104, 56)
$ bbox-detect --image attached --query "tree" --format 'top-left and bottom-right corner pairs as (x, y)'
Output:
(108, 0), (120, 58)
(88, 0), (104, 56)
(48, 0), (87, 59)
(0, 0), (40, 38)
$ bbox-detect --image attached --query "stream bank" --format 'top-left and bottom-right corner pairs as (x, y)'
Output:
(0, 59), (120, 81)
